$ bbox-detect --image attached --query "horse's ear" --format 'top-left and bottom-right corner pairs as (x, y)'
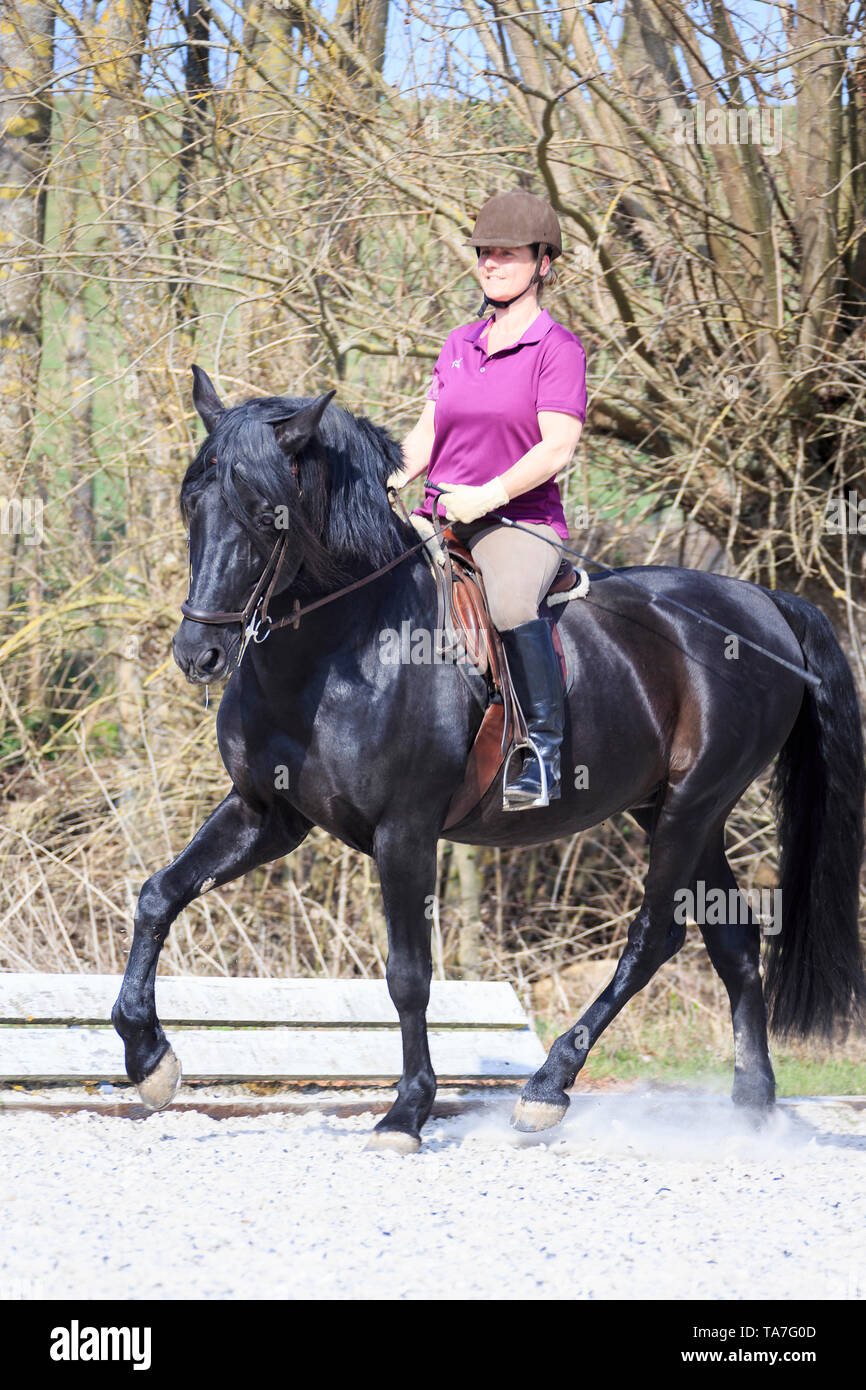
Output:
(191, 364), (226, 434)
(271, 390), (337, 456)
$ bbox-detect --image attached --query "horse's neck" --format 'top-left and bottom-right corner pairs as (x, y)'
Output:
(258, 546), (438, 675)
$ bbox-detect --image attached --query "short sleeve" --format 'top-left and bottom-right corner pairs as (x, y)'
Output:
(535, 332), (587, 424)
(426, 336), (454, 403)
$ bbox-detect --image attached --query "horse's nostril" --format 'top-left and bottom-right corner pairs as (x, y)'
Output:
(197, 647), (224, 674)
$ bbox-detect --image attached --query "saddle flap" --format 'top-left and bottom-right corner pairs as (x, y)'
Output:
(450, 570), (489, 674)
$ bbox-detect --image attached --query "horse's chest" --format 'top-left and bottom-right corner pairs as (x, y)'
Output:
(218, 680), (370, 797)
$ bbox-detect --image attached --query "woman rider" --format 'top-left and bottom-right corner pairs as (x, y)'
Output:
(389, 190), (587, 811)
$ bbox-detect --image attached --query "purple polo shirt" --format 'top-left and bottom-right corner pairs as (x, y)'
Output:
(413, 308), (586, 540)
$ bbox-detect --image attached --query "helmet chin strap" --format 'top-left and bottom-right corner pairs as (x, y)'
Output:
(477, 242), (547, 316)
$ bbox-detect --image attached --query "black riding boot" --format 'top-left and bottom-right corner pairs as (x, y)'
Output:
(500, 618), (564, 810)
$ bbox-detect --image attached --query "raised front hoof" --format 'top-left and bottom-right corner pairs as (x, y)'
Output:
(136, 1047), (182, 1111)
(364, 1128), (421, 1155)
(511, 1096), (569, 1133)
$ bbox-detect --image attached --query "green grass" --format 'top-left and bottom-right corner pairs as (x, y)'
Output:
(533, 1016), (866, 1095)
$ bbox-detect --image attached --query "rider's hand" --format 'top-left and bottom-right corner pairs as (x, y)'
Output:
(438, 477), (509, 524)
(386, 469), (408, 493)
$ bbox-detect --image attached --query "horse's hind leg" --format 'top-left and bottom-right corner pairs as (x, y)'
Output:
(695, 833), (776, 1111)
(112, 790), (310, 1108)
(513, 802), (706, 1132)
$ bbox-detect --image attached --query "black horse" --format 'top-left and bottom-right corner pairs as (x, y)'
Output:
(112, 367), (866, 1151)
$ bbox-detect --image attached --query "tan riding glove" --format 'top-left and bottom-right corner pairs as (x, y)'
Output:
(438, 477), (510, 525)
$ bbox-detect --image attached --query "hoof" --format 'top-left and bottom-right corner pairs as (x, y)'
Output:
(733, 1096), (774, 1130)
(137, 1047), (182, 1111)
(511, 1096), (568, 1133)
(364, 1129), (421, 1155)
(732, 1084), (775, 1113)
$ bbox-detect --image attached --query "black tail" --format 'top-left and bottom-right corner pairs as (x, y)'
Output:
(764, 591), (866, 1039)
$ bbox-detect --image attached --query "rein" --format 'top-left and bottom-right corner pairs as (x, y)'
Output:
(181, 477), (820, 690)
(181, 494), (431, 666)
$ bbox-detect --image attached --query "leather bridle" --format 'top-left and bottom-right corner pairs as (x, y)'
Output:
(180, 487), (431, 668)
(181, 529), (291, 656)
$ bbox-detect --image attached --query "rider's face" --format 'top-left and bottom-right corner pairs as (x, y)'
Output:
(476, 244), (548, 301)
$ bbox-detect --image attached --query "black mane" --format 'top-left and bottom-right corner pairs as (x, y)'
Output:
(180, 395), (412, 588)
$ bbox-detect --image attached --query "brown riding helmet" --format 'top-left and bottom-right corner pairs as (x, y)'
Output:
(466, 191), (562, 260)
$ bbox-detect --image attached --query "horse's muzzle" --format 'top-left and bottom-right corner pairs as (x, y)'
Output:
(172, 622), (235, 683)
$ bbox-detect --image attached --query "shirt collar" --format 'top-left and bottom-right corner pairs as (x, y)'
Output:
(466, 307), (555, 353)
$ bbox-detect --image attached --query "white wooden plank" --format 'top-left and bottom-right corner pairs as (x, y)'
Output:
(0, 974), (528, 1027)
(0, 1026), (547, 1082)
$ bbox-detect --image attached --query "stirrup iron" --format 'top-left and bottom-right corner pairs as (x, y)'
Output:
(502, 735), (550, 810)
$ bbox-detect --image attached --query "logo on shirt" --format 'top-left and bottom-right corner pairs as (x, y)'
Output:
(451, 358), (463, 369)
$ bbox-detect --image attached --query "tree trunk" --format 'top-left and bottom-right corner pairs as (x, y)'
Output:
(171, 0), (212, 327)
(0, 0), (55, 614)
(335, 0), (389, 76)
(451, 843), (482, 980)
(64, 252), (95, 556)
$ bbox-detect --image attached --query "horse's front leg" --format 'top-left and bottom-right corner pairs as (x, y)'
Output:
(112, 790), (310, 1108)
(365, 825), (438, 1154)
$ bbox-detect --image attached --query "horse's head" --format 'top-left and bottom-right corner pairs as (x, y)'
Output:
(173, 365), (337, 683)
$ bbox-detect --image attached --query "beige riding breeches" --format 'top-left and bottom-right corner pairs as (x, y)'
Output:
(462, 520), (564, 632)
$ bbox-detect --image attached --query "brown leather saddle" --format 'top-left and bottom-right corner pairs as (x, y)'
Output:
(426, 526), (582, 830)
